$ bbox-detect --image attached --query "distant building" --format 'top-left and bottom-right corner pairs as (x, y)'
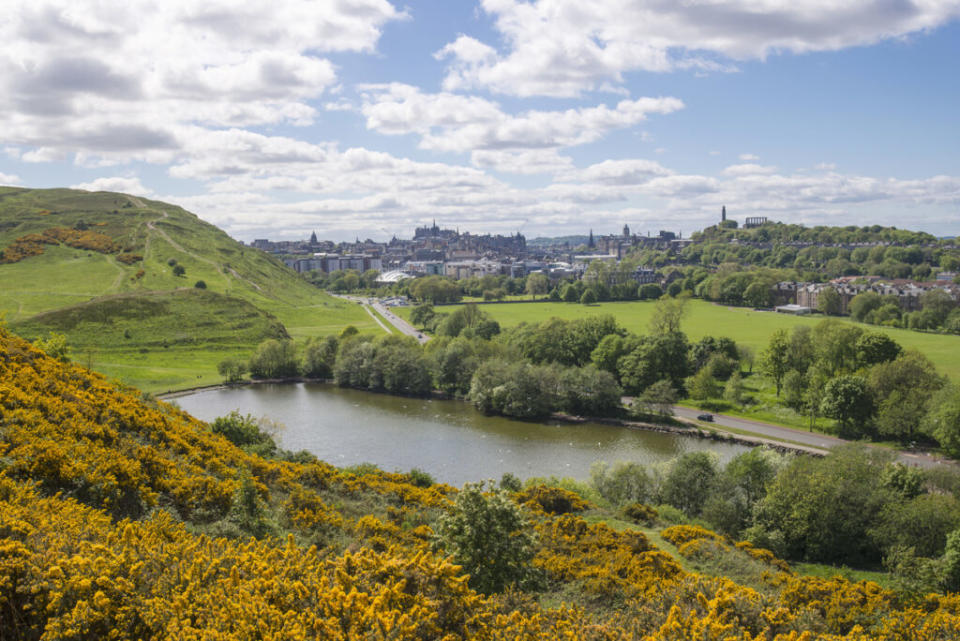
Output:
(744, 216), (768, 228)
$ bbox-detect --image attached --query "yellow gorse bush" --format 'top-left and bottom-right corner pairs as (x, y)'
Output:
(4, 326), (960, 639)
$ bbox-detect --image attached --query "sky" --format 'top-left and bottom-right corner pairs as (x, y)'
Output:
(1, 0), (958, 242)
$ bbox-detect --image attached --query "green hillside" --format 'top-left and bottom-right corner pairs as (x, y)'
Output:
(0, 187), (378, 390)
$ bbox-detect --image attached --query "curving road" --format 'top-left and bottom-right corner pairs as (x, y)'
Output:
(672, 405), (951, 469)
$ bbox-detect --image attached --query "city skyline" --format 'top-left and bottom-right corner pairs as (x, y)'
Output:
(0, 0), (958, 242)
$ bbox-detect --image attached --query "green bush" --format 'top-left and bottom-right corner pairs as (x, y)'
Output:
(433, 481), (539, 594)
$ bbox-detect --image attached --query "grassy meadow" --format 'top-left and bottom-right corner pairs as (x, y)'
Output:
(0, 187), (382, 392)
(398, 298), (960, 380)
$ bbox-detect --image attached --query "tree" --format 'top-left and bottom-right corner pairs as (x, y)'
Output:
(820, 375), (874, 439)
(782, 369), (806, 411)
(855, 332), (902, 368)
(921, 288), (956, 327)
(723, 371), (745, 406)
(590, 461), (652, 506)
(923, 384), (960, 456)
(817, 287), (841, 315)
(433, 481), (538, 594)
(217, 357), (247, 383)
(525, 272), (549, 300)
(869, 350), (943, 441)
(661, 452), (718, 516)
(194, 280), (207, 289)
(849, 291), (883, 322)
(760, 329), (790, 396)
(634, 379), (677, 417)
(618, 332), (690, 394)
(649, 295), (688, 334)
(248, 339), (299, 379)
(172, 264), (186, 277)
(751, 446), (895, 565)
(410, 304), (435, 328)
(579, 289), (597, 305)
(301, 335), (338, 379)
(688, 367), (719, 400)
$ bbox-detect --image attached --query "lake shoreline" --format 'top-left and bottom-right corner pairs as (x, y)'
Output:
(162, 378), (824, 458)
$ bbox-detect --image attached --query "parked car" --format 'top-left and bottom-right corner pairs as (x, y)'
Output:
(697, 413), (714, 422)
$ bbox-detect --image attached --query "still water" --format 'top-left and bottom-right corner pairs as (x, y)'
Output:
(174, 383), (751, 486)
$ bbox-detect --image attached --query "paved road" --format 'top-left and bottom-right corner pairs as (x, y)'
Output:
(371, 301), (430, 344)
(673, 405), (950, 469)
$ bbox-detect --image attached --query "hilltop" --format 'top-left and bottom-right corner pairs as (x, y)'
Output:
(0, 187), (376, 390)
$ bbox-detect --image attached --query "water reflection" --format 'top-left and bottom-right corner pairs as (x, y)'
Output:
(174, 383), (751, 486)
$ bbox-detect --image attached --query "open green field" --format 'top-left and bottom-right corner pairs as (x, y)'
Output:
(0, 187), (382, 391)
(399, 299), (960, 380)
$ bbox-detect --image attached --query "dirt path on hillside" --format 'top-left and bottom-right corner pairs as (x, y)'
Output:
(145, 212), (263, 293)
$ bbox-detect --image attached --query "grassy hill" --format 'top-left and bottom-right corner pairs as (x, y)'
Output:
(2, 325), (959, 640)
(0, 186), (379, 390)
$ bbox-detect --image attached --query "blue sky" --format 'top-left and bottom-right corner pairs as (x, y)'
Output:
(1, 0), (958, 241)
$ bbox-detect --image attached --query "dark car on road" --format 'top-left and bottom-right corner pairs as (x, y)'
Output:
(697, 413), (714, 422)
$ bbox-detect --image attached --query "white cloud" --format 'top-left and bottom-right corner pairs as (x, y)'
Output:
(438, 0), (960, 96)
(739, 153), (760, 161)
(0, 172), (21, 185)
(360, 84), (683, 152)
(71, 176), (153, 196)
(470, 149), (575, 174)
(0, 0), (404, 163)
(722, 163), (777, 176)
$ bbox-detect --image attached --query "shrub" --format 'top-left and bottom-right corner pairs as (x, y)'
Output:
(516, 485), (589, 515)
(623, 503), (658, 526)
(194, 280), (206, 289)
(433, 481), (538, 594)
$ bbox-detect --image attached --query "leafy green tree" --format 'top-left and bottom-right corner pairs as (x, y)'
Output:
(172, 264), (186, 277)
(590, 461), (652, 506)
(649, 295), (688, 334)
(871, 494), (960, 558)
(661, 452), (718, 516)
(921, 288), (956, 327)
(410, 304), (436, 328)
(634, 379), (677, 417)
(855, 332), (902, 368)
(941, 529), (960, 592)
(751, 446), (894, 565)
(580, 288), (597, 305)
(433, 481), (538, 594)
(817, 286), (842, 315)
(820, 375), (874, 438)
(217, 357), (247, 383)
(248, 339), (299, 379)
(525, 272), (549, 300)
(849, 291), (883, 322)
(590, 334), (628, 376)
(869, 351), (943, 441)
(812, 319), (863, 375)
(923, 383), (960, 456)
(688, 367), (719, 400)
(556, 365), (622, 417)
(618, 332), (691, 394)
(723, 371), (745, 406)
(782, 369), (805, 411)
(435, 339), (479, 395)
(193, 280), (207, 289)
(469, 359), (556, 419)
(760, 329), (790, 396)
(301, 335), (338, 378)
